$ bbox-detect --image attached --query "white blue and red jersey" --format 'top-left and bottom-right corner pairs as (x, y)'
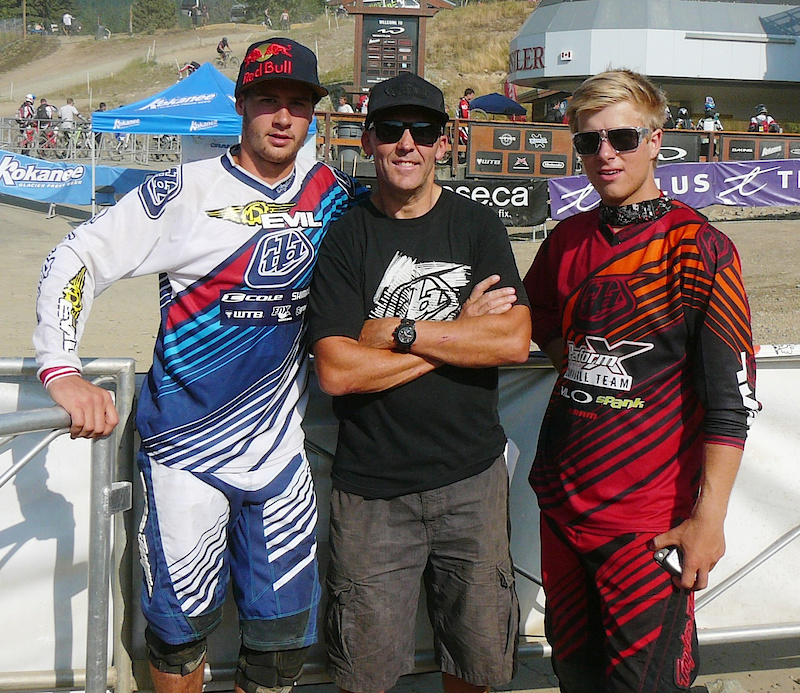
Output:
(35, 149), (366, 482)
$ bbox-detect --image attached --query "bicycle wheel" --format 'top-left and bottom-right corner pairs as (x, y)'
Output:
(228, 56), (240, 68)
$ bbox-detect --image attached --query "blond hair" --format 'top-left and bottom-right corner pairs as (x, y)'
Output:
(566, 69), (668, 133)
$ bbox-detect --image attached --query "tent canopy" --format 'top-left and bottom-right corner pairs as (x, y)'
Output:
(470, 93), (527, 116)
(91, 62), (242, 136)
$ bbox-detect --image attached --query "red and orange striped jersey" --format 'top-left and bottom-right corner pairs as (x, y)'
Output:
(524, 200), (759, 533)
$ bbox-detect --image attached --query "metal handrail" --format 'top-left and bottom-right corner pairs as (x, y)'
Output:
(0, 358), (136, 693)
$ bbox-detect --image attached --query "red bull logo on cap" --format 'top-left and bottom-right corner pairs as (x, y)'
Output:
(244, 42), (293, 66)
(241, 42), (294, 87)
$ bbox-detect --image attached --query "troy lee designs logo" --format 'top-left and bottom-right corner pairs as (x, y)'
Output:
(564, 337), (654, 392)
(241, 42), (293, 86)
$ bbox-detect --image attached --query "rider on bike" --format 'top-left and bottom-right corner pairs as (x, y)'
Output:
(217, 37), (231, 63)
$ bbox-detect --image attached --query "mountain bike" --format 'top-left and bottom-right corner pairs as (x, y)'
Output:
(215, 51), (240, 69)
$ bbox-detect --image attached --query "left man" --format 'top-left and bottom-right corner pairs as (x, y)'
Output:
(308, 73), (530, 693)
(34, 38), (366, 693)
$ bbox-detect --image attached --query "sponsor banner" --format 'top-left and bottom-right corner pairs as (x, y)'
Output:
(0, 149), (92, 204)
(439, 178), (548, 226)
(549, 159), (800, 220)
(0, 149), (152, 206)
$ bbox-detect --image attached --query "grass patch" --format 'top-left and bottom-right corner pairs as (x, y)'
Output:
(48, 59), (180, 109)
(0, 34), (60, 74)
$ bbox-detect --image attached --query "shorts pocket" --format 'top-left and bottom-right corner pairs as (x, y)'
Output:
(324, 572), (355, 675)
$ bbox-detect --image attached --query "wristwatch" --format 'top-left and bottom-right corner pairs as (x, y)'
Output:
(393, 318), (416, 353)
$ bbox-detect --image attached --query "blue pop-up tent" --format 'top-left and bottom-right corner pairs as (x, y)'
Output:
(91, 62), (241, 136)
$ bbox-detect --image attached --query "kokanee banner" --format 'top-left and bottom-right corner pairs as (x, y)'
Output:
(549, 159), (800, 220)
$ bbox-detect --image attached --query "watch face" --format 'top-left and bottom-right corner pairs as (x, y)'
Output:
(397, 324), (415, 344)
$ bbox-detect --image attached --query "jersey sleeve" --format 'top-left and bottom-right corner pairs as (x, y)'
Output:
(686, 225), (760, 446)
(34, 171), (183, 382)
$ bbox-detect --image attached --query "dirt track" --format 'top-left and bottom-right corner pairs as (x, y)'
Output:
(0, 24), (271, 116)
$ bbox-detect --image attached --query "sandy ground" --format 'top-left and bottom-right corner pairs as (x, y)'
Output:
(2, 199), (800, 693)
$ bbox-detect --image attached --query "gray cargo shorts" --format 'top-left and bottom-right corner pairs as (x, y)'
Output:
(324, 456), (520, 693)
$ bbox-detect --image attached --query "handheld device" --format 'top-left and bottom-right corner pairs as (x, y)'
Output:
(653, 546), (683, 577)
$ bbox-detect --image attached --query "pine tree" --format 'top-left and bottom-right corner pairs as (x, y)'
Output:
(131, 0), (176, 32)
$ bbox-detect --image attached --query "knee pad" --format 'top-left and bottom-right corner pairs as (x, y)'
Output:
(235, 646), (309, 693)
(145, 627), (207, 676)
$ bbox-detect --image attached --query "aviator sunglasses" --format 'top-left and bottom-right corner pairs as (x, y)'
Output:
(369, 120), (444, 146)
(572, 127), (650, 156)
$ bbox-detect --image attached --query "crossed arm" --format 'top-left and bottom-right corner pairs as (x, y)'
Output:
(313, 275), (532, 397)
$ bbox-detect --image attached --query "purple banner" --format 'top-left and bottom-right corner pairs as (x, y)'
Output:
(549, 159), (800, 220)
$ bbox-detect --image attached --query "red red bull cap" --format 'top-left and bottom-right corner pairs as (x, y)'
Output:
(235, 37), (328, 102)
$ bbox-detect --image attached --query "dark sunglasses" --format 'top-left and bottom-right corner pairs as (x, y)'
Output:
(572, 127), (650, 156)
(369, 120), (443, 146)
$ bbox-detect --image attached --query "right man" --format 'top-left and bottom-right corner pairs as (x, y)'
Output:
(523, 69), (760, 692)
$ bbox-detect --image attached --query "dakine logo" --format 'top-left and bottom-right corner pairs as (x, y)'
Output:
(564, 336), (654, 392)
(790, 148), (800, 158)
(526, 132), (549, 149)
(542, 160), (565, 170)
(761, 145), (783, 158)
(114, 118), (140, 129)
(141, 94), (216, 111)
(190, 120), (218, 132)
(0, 155), (85, 186)
(245, 230), (315, 288)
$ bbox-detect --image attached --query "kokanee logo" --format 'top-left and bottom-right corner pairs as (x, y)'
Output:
(244, 42), (292, 67)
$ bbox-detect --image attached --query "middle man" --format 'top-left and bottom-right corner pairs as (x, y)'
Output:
(308, 73), (531, 693)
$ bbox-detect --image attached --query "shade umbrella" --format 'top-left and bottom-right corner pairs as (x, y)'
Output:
(469, 93), (527, 116)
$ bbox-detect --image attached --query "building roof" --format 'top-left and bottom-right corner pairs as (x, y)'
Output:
(521, 0), (800, 35)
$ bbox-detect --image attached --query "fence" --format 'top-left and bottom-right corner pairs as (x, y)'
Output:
(0, 118), (181, 165)
(1, 354), (800, 691)
(0, 358), (136, 693)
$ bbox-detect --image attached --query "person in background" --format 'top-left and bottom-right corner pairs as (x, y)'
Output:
(216, 36), (230, 61)
(662, 104), (675, 129)
(62, 11), (73, 35)
(749, 103), (780, 133)
(308, 72), (530, 693)
(34, 38), (367, 693)
(58, 98), (86, 133)
(337, 94), (354, 114)
(357, 94), (369, 114)
(675, 106), (692, 129)
(93, 102), (107, 147)
(36, 97), (58, 125)
(523, 68), (759, 693)
(457, 87), (474, 148)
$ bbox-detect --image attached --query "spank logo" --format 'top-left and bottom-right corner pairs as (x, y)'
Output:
(564, 337), (654, 392)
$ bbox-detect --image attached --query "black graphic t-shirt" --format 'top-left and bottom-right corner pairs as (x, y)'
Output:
(307, 189), (529, 498)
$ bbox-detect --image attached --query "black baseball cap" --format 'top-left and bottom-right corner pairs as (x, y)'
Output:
(235, 38), (328, 102)
(365, 73), (449, 128)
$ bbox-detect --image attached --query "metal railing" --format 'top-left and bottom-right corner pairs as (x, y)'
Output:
(0, 118), (181, 165)
(0, 358), (136, 693)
